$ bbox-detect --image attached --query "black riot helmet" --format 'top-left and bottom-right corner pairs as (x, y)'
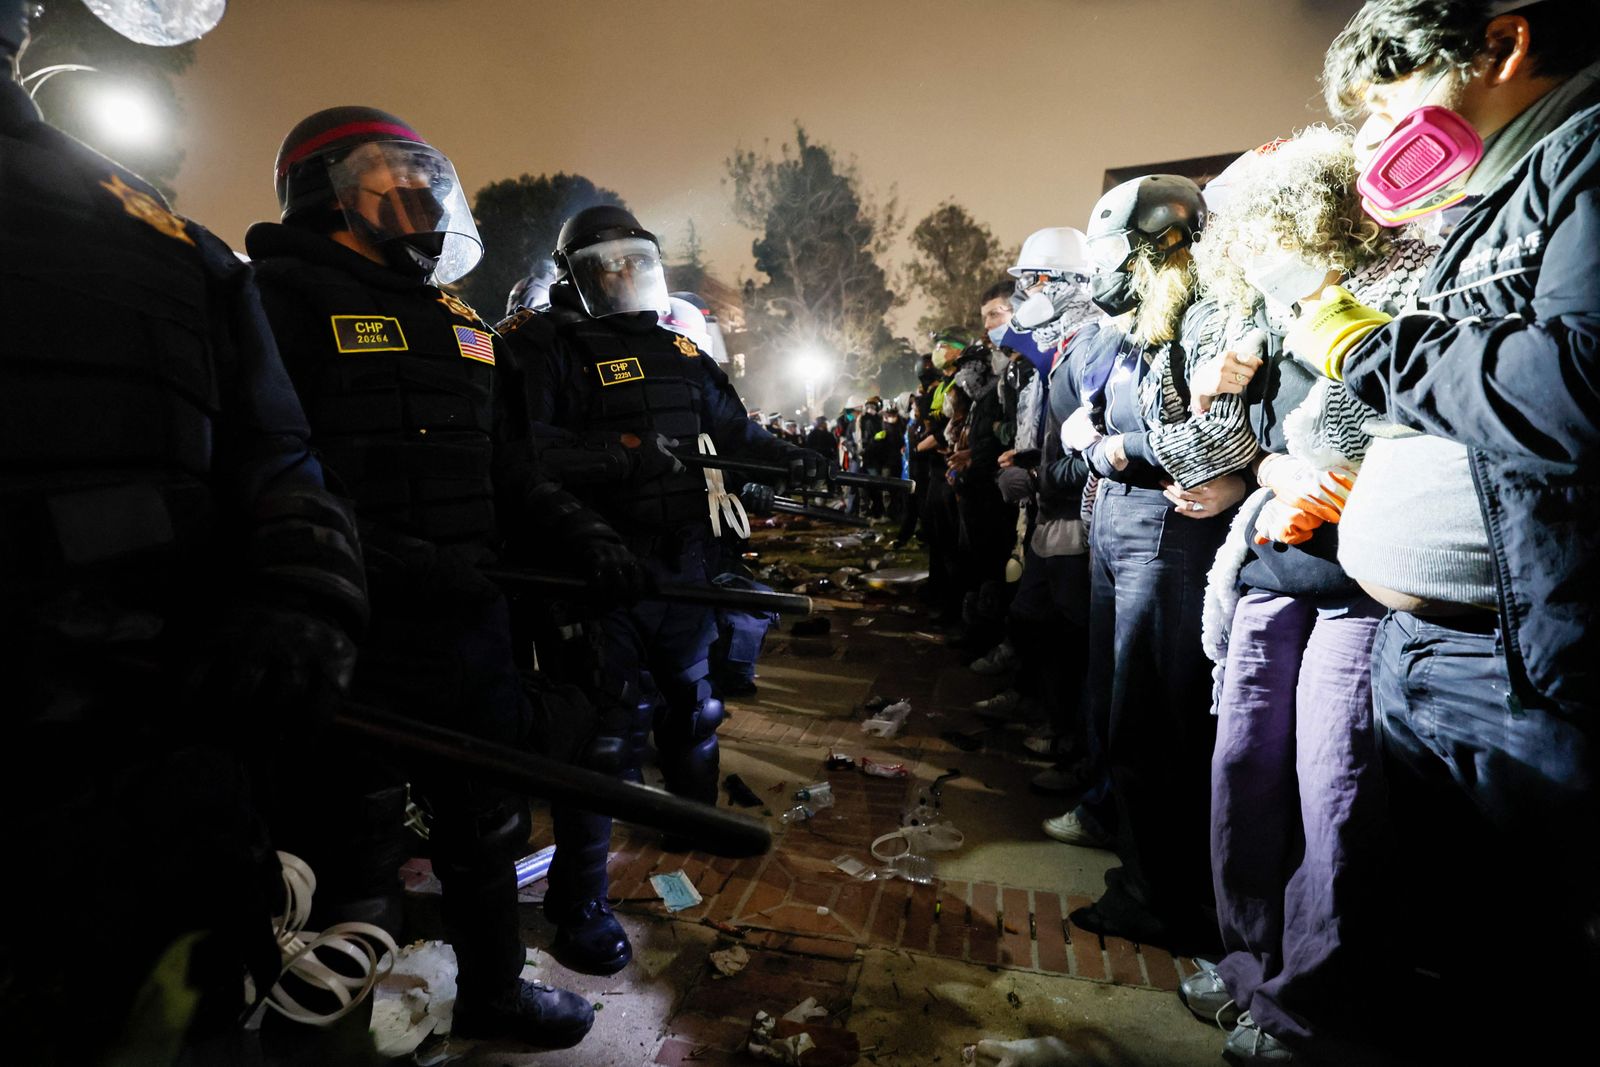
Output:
(554, 205), (669, 319)
(1084, 174), (1207, 276)
(273, 106), (483, 284)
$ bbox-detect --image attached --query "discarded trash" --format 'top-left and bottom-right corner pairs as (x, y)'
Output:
(872, 822), (965, 862)
(831, 855), (877, 881)
(862, 694), (891, 713)
(862, 566), (929, 589)
(825, 750), (856, 771)
(778, 804), (815, 827)
(792, 616), (831, 637)
(793, 781), (834, 809)
(964, 1035), (1079, 1066)
(724, 773), (764, 808)
(748, 1009), (861, 1067)
(881, 853), (936, 885)
(860, 700), (911, 738)
(783, 996), (829, 1023)
(1006, 990), (1023, 1009)
(649, 870), (703, 912)
(513, 845), (556, 889)
(859, 756), (909, 779)
(370, 940), (458, 1057)
(709, 943), (750, 978)
(828, 535), (864, 550)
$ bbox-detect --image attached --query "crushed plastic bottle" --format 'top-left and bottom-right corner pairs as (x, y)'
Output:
(793, 781), (834, 809)
(778, 804), (815, 827)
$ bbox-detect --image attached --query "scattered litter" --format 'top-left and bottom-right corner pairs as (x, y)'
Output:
(370, 940), (457, 1058)
(862, 694), (891, 713)
(825, 751), (856, 771)
(779, 804), (815, 827)
(748, 1009), (861, 1066)
(816, 905), (830, 915)
(513, 845), (556, 889)
(860, 700), (911, 738)
(649, 870), (703, 912)
(701, 916), (747, 938)
(724, 773), (764, 808)
(864, 558), (882, 571)
(792, 616), (832, 637)
(831, 855), (877, 881)
(862, 566), (929, 589)
(709, 944), (750, 978)
(964, 1036), (1078, 1066)
(828, 535), (864, 550)
(852, 616), (876, 627)
(859, 756), (909, 779)
(793, 781), (834, 809)
(1006, 990), (1023, 1009)
(783, 996), (829, 1024)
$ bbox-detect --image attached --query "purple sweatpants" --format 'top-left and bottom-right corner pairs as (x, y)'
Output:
(1211, 591), (1386, 1047)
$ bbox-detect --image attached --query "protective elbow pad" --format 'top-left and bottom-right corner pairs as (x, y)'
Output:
(247, 487), (369, 633)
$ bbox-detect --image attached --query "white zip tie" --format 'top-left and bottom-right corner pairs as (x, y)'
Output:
(698, 433), (751, 540)
(254, 851), (400, 1027)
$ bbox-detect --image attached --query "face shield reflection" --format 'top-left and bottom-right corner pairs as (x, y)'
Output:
(327, 140), (483, 284)
(567, 237), (670, 318)
(1087, 230), (1135, 274)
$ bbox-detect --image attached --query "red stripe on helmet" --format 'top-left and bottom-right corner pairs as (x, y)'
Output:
(277, 121), (425, 176)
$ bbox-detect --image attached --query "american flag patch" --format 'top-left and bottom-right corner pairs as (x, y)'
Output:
(454, 325), (495, 365)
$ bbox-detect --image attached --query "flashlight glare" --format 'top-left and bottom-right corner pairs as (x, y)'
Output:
(792, 347), (832, 382)
(89, 84), (162, 148)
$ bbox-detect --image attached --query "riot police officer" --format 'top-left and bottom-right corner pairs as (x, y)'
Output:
(2, 3), (367, 1060)
(245, 107), (639, 1048)
(498, 205), (824, 975)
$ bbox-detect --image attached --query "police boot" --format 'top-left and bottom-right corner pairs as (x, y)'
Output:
(544, 805), (632, 976)
(434, 801), (593, 1047)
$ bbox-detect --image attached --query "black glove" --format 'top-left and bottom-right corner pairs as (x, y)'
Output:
(739, 481), (777, 516)
(202, 606), (357, 740)
(787, 448), (825, 485)
(582, 539), (651, 606)
(627, 432), (685, 480)
(361, 528), (501, 613)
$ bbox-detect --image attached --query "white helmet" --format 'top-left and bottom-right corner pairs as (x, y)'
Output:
(844, 394), (865, 409)
(659, 296), (712, 354)
(1009, 227), (1092, 280)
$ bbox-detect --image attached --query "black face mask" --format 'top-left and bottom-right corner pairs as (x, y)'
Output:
(378, 232), (445, 280)
(1090, 270), (1140, 317)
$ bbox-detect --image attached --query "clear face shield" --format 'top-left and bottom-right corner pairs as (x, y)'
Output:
(326, 140), (483, 284)
(566, 237), (670, 318)
(84, 0), (226, 45)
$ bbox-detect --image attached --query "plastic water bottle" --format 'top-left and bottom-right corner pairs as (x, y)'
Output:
(794, 782), (834, 809)
(779, 804), (815, 827)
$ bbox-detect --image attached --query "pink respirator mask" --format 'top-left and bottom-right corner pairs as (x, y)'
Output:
(1357, 105), (1485, 227)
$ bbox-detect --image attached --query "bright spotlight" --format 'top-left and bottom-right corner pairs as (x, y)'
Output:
(792, 346), (832, 383)
(88, 83), (163, 148)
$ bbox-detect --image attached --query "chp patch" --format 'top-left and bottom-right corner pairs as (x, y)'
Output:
(454, 325), (496, 365)
(101, 174), (193, 246)
(672, 334), (700, 358)
(595, 357), (644, 387)
(331, 315), (408, 353)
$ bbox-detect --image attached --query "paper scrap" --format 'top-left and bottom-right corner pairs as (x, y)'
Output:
(649, 869), (704, 912)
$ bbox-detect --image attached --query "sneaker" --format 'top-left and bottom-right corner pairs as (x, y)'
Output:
(1023, 730), (1057, 756)
(1223, 1013), (1295, 1064)
(974, 690), (1022, 714)
(1029, 762), (1093, 797)
(1177, 966), (1241, 1029)
(452, 978), (595, 1048)
(1041, 809), (1112, 849)
(968, 641), (1018, 676)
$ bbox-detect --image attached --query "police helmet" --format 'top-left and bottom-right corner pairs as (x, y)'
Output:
(1085, 175), (1206, 275)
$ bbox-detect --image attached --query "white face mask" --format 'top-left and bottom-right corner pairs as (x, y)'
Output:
(1239, 246), (1331, 308)
(1013, 290), (1057, 329)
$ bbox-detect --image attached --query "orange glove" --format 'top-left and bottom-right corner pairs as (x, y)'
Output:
(1254, 498), (1323, 546)
(1257, 454), (1356, 525)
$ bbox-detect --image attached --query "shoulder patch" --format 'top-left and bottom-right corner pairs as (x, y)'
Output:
(672, 334), (701, 358)
(436, 290), (483, 323)
(101, 174), (194, 246)
(331, 315), (408, 353)
(496, 307), (537, 334)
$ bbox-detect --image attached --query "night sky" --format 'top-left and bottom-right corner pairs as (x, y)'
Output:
(166, 0), (1364, 333)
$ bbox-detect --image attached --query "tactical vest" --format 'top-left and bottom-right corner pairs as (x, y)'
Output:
(1, 125), (221, 616)
(253, 260), (497, 548)
(557, 317), (710, 532)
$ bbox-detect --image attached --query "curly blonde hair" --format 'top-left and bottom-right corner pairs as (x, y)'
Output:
(1129, 246), (1197, 347)
(1193, 125), (1391, 316)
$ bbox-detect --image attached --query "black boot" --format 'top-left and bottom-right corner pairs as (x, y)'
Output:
(545, 805), (632, 976)
(452, 978), (595, 1049)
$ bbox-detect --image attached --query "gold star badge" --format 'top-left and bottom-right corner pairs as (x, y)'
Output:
(437, 291), (482, 323)
(672, 334), (700, 358)
(100, 174), (193, 246)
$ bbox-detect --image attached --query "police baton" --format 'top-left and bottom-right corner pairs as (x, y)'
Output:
(482, 568), (813, 615)
(673, 451), (914, 494)
(332, 704), (771, 858)
(739, 483), (873, 529)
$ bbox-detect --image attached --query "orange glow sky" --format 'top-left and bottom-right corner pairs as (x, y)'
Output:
(169, 0), (1364, 327)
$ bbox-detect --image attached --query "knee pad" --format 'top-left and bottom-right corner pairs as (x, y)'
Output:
(658, 697), (724, 746)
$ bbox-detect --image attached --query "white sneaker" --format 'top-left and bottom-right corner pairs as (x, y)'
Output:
(1023, 731), (1057, 756)
(1041, 810), (1111, 849)
(969, 641), (1018, 676)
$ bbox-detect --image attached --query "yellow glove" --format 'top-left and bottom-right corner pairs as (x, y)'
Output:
(1284, 285), (1391, 380)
